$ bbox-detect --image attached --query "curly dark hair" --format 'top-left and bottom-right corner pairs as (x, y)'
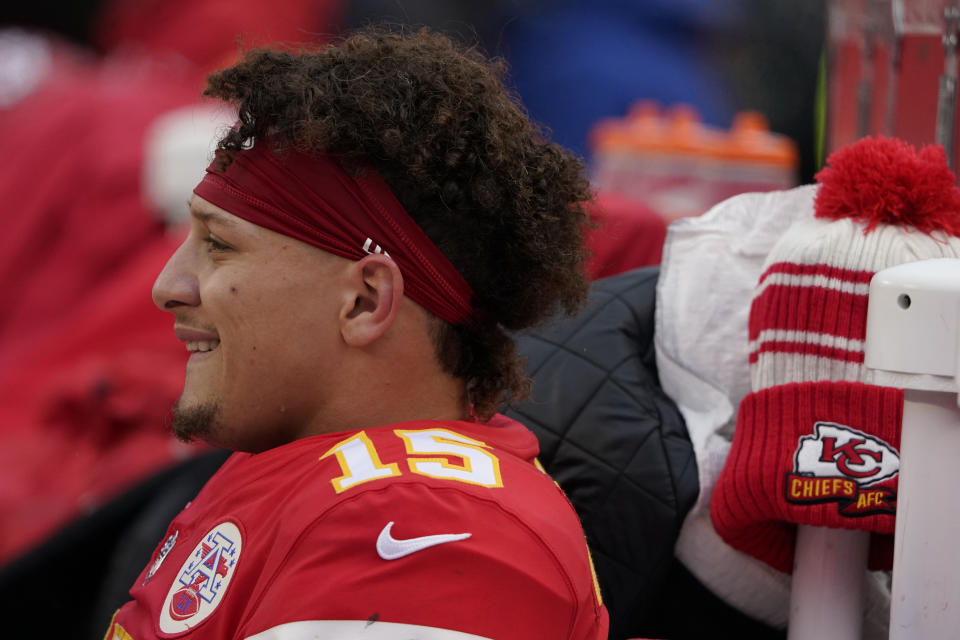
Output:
(203, 27), (592, 419)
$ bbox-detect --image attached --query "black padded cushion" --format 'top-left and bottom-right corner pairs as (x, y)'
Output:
(506, 266), (699, 640)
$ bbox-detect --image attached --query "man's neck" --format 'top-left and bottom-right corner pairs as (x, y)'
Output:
(300, 355), (471, 437)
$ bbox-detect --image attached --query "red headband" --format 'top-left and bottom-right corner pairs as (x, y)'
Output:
(192, 142), (474, 325)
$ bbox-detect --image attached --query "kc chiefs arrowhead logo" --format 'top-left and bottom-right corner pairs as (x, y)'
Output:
(159, 521), (243, 635)
(785, 422), (899, 517)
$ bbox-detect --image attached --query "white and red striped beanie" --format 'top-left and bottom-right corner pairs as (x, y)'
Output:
(711, 137), (960, 573)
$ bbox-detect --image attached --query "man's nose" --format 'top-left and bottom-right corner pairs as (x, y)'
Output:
(152, 240), (200, 311)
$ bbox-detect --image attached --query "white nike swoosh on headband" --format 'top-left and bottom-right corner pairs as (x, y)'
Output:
(376, 521), (471, 560)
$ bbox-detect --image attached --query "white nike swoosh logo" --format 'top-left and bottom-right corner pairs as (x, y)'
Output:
(376, 521), (471, 560)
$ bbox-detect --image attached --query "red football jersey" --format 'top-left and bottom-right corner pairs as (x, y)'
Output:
(106, 415), (608, 639)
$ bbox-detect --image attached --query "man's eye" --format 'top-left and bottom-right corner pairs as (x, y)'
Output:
(204, 236), (230, 252)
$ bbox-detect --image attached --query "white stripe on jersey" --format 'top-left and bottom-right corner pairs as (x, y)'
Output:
(754, 272), (871, 299)
(748, 329), (865, 355)
(244, 620), (492, 640)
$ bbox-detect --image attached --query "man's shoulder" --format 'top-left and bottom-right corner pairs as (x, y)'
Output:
(177, 420), (605, 639)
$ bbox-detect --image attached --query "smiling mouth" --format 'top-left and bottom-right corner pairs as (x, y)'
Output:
(186, 340), (220, 353)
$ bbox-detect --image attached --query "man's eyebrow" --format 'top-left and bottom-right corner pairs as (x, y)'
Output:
(190, 207), (238, 227)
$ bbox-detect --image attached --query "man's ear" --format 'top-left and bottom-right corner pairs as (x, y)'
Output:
(339, 254), (404, 347)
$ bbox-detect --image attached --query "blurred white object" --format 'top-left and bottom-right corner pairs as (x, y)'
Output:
(865, 257), (960, 639)
(0, 29), (52, 109)
(893, 0), (952, 34)
(143, 103), (236, 226)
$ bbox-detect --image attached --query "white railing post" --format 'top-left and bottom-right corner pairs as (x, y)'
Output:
(864, 258), (960, 640)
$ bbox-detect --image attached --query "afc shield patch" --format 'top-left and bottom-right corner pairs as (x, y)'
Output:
(159, 521), (242, 634)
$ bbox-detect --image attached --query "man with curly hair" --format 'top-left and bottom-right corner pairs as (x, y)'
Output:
(106, 27), (608, 640)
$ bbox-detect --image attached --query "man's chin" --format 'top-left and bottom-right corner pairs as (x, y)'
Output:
(171, 400), (220, 443)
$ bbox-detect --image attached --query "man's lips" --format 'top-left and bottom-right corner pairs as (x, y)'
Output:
(174, 325), (220, 343)
(174, 325), (221, 361)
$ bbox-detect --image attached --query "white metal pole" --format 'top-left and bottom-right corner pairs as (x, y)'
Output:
(864, 258), (960, 640)
(788, 526), (870, 640)
(889, 389), (960, 639)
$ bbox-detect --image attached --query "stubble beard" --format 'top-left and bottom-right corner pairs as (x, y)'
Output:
(171, 399), (220, 443)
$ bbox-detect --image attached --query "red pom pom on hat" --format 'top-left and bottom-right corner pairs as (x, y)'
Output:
(814, 136), (960, 236)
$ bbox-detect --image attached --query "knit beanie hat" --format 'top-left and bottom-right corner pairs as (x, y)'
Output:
(710, 137), (960, 573)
